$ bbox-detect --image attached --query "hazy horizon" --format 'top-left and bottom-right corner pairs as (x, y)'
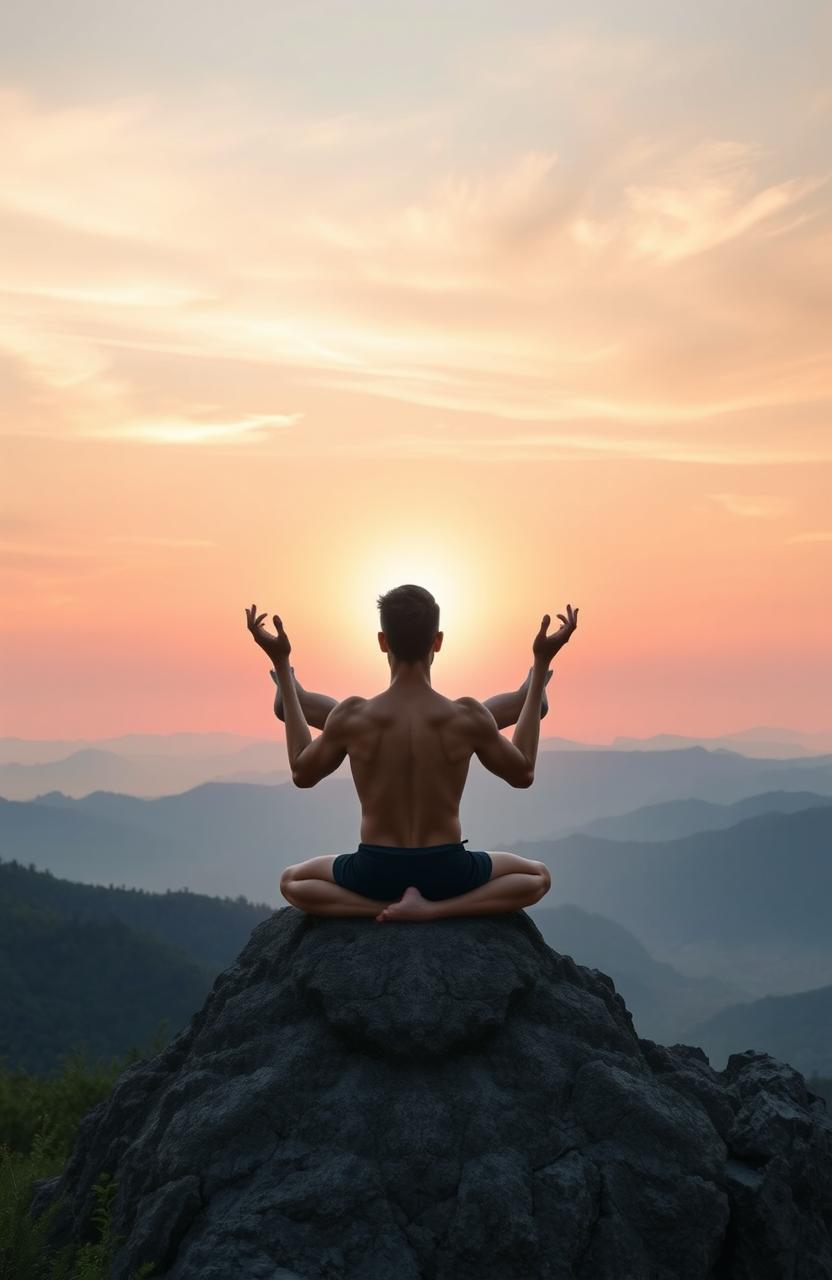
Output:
(3, 720), (832, 749)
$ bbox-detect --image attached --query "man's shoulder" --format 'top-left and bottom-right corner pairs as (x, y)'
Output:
(454, 695), (486, 713)
(452, 696), (491, 728)
(333, 694), (368, 716)
(453, 696), (496, 737)
(324, 696), (368, 747)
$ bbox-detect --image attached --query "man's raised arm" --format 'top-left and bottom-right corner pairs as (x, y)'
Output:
(483, 665), (553, 730)
(270, 667), (337, 731)
(516, 605), (579, 778)
(245, 604), (312, 770)
(463, 698), (536, 787)
(477, 604), (580, 784)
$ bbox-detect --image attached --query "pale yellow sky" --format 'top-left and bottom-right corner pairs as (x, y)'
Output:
(1, 2), (830, 740)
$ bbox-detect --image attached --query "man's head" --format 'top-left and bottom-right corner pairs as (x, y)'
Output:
(376, 583), (442, 668)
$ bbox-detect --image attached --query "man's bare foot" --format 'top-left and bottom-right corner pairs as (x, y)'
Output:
(521, 665), (553, 719)
(375, 886), (437, 922)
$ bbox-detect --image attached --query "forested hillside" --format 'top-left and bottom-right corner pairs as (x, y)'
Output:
(0, 857), (273, 970)
(0, 859), (274, 1073)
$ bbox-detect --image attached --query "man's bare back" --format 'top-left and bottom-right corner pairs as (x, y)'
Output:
(333, 685), (504, 846)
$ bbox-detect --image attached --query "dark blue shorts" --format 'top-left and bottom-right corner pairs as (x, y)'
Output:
(332, 838), (493, 902)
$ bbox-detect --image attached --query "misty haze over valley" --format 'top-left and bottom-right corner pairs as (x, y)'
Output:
(3, 725), (831, 1080)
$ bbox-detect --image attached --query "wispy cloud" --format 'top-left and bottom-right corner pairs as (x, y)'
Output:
(706, 492), (792, 517)
(103, 535), (216, 547)
(0, 34), (830, 465)
(784, 530), (832, 544)
(310, 429), (832, 466)
(622, 140), (830, 264)
(87, 412), (301, 446)
(0, 540), (123, 581)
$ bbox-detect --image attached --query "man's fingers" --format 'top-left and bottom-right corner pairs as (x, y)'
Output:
(245, 601), (276, 641)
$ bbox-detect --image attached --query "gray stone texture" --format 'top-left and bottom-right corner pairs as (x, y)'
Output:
(29, 908), (832, 1278)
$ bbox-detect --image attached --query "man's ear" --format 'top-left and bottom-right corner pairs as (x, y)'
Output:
(378, 631), (388, 653)
(434, 631), (444, 651)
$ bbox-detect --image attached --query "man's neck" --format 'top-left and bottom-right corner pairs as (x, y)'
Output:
(388, 663), (433, 690)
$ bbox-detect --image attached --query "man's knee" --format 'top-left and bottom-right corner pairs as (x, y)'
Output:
(535, 862), (551, 897)
(280, 865), (298, 894)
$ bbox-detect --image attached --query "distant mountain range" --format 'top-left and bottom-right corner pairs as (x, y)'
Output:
(478, 745), (832, 850)
(680, 984), (832, 1077)
(0, 740), (291, 801)
(3, 757), (824, 911)
(14, 737), (829, 855)
(530, 904), (748, 1045)
(538, 903), (832, 1076)
(2, 744), (831, 1010)
(0, 779), (361, 901)
(525, 805), (832, 948)
(523, 804), (832, 997)
(0, 731), (270, 765)
(600, 724), (832, 758)
(556, 789), (832, 843)
(3, 724), (831, 801)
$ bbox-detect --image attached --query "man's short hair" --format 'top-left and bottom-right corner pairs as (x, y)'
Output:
(376, 584), (440, 663)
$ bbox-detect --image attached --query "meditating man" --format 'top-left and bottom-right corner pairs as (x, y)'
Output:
(244, 584), (578, 922)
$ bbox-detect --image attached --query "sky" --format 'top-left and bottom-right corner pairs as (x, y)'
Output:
(1, 0), (830, 743)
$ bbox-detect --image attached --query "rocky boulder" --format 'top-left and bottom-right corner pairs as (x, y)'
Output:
(30, 908), (832, 1278)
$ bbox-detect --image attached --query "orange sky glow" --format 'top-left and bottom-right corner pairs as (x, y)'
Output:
(1, 2), (830, 743)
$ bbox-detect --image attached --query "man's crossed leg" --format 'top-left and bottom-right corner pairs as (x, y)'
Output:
(280, 851), (551, 922)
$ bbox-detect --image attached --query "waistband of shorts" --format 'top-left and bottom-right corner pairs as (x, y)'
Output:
(357, 838), (469, 857)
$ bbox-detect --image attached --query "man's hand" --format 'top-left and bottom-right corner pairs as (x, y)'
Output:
(532, 604), (579, 666)
(245, 603), (292, 665)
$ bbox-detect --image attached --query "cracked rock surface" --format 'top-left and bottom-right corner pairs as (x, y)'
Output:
(29, 908), (832, 1279)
